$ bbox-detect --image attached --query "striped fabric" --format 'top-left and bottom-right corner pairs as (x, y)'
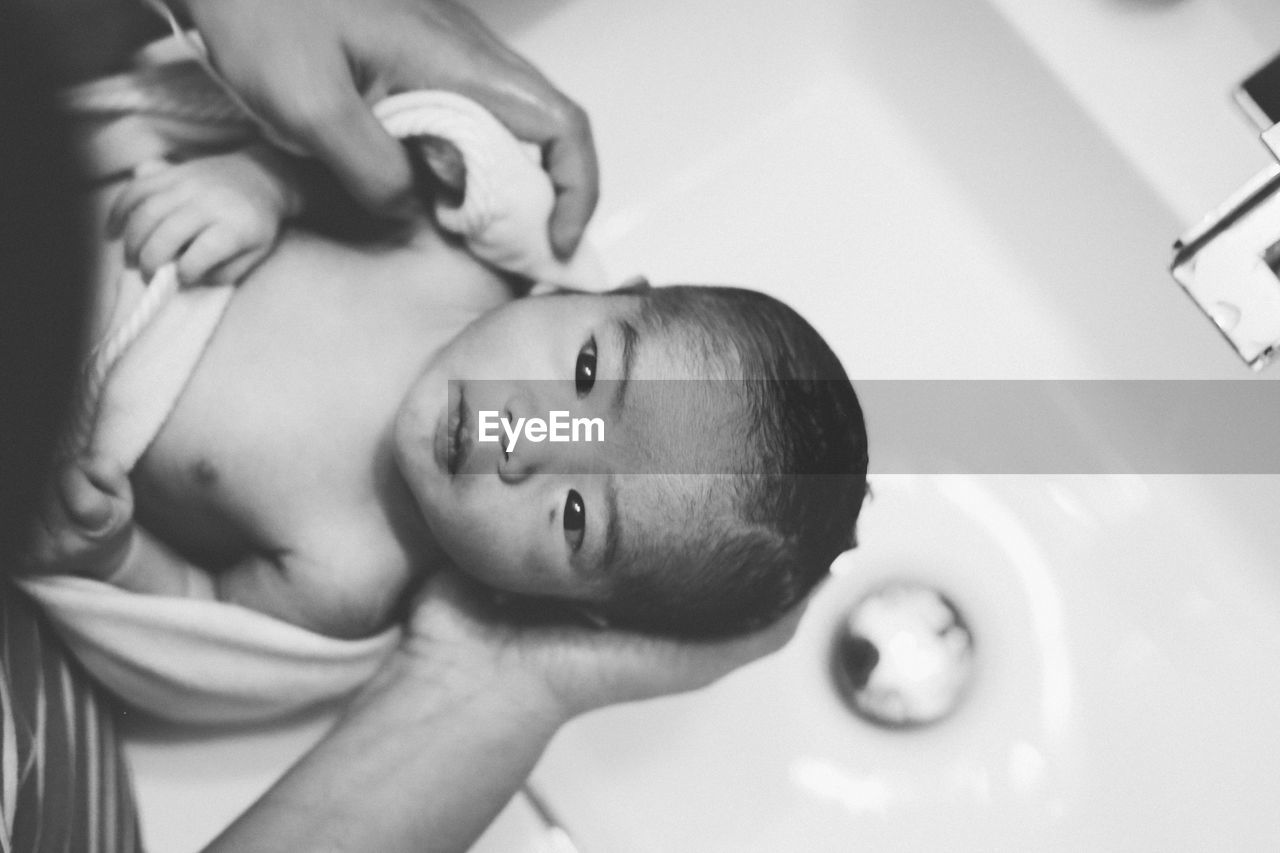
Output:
(0, 583), (140, 853)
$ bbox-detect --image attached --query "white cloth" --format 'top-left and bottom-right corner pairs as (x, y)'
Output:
(22, 576), (400, 725)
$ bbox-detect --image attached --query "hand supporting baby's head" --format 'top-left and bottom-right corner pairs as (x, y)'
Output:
(394, 283), (869, 639)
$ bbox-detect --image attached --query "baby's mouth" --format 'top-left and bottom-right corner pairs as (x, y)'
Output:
(448, 389), (471, 476)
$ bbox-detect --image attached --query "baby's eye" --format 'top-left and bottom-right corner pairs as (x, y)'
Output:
(563, 489), (586, 551)
(575, 337), (597, 397)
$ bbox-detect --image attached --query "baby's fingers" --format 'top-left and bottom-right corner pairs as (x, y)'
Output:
(107, 160), (174, 237)
(137, 207), (210, 281)
(121, 192), (187, 272)
(205, 246), (271, 287)
(177, 227), (249, 286)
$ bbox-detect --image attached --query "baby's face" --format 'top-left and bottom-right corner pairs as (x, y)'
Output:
(394, 292), (737, 602)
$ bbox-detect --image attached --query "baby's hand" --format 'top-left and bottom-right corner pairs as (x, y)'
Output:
(107, 152), (300, 286)
(22, 455), (134, 582)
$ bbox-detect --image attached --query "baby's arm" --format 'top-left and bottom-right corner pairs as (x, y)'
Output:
(105, 139), (455, 286)
(22, 454), (211, 595)
(101, 528), (389, 638)
(23, 456), (390, 638)
(115, 534), (377, 637)
(106, 145), (306, 286)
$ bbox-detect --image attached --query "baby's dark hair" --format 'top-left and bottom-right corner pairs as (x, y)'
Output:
(599, 285), (869, 637)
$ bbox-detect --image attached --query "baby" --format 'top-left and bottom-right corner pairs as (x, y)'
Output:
(42, 139), (869, 640)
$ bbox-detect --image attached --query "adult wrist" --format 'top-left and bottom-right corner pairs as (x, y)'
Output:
(367, 642), (573, 736)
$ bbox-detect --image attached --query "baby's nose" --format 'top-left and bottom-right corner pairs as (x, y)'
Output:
(502, 388), (539, 431)
(496, 394), (602, 483)
(498, 424), (575, 483)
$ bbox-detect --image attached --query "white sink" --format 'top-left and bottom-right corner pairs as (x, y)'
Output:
(126, 1), (1280, 850)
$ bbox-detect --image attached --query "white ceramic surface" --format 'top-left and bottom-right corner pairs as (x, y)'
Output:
(124, 0), (1280, 850)
(533, 475), (1280, 851)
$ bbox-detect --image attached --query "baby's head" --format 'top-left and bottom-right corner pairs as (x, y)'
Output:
(395, 283), (868, 637)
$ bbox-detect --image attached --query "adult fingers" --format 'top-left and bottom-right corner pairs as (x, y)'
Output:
(292, 98), (415, 217)
(237, 50), (416, 218)
(584, 599), (808, 704)
(436, 8), (600, 255)
(716, 602), (808, 666)
(467, 85), (599, 258)
(541, 103), (599, 258)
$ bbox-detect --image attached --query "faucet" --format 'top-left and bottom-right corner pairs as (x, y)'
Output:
(1171, 51), (1280, 370)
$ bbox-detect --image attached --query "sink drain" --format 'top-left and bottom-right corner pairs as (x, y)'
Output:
(831, 581), (974, 728)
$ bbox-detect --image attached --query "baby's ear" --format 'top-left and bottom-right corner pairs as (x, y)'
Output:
(609, 274), (651, 295)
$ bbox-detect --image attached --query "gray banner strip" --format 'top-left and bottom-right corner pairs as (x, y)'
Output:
(859, 380), (1280, 475)
(447, 380), (1280, 475)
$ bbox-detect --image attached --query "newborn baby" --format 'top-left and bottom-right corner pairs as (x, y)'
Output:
(39, 141), (869, 640)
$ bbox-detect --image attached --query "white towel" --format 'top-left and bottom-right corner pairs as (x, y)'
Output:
(375, 90), (604, 290)
(20, 50), (606, 724)
(22, 576), (401, 725)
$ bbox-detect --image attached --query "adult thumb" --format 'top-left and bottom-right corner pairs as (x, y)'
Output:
(284, 90), (417, 218)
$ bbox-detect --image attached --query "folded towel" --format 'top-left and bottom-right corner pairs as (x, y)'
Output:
(22, 576), (401, 725)
(375, 90), (604, 290)
(20, 47), (606, 724)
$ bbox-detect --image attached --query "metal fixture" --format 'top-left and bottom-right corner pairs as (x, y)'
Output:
(1171, 50), (1280, 370)
(831, 581), (975, 728)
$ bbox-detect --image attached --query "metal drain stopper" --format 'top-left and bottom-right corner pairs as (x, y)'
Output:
(831, 581), (975, 728)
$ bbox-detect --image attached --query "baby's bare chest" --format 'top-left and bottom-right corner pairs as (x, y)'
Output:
(132, 349), (381, 566)
(130, 227), (505, 568)
(132, 258), (433, 563)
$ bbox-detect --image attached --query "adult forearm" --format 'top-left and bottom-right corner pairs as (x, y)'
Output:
(204, 649), (567, 853)
(203, 568), (804, 852)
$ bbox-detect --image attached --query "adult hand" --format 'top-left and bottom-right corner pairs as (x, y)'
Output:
(173, 0), (598, 257)
(212, 569), (785, 853)
(400, 571), (805, 721)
